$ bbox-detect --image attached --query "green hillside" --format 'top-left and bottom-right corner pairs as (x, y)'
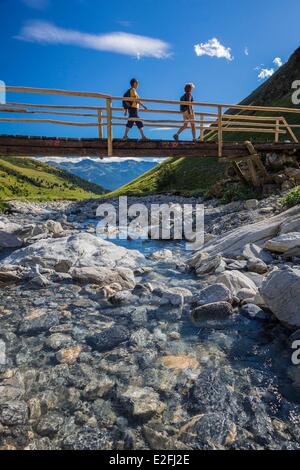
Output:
(111, 157), (229, 198)
(0, 156), (106, 202)
(112, 46), (300, 198)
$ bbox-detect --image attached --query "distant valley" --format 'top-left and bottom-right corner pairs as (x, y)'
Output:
(40, 158), (161, 191)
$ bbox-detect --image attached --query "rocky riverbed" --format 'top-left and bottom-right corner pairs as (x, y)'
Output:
(1, 194), (300, 450)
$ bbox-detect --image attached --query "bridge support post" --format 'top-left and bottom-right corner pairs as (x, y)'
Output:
(97, 109), (103, 139)
(200, 114), (205, 141)
(106, 98), (113, 157)
(275, 118), (280, 143)
(217, 105), (223, 158)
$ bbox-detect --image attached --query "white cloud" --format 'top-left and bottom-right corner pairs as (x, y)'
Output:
(194, 38), (233, 61)
(244, 47), (249, 56)
(17, 21), (171, 59)
(22, 0), (49, 9)
(256, 66), (274, 80)
(273, 57), (283, 68)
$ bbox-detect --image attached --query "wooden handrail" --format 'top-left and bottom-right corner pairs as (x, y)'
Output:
(6, 86), (111, 99)
(1, 85), (300, 156)
(5, 87), (300, 115)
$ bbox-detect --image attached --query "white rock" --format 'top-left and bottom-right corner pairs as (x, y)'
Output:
(265, 232), (300, 253)
(70, 266), (136, 290)
(260, 268), (300, 328)
(218, 270), (258, 301)
(0, 230), (23, 249)
(120, 386), (165, 418)
(189, 205), (300, 260)
(2, 232), (145, 270)
(154, 287), (192, 307)
(192, 253), (226, 276)
(45, 220), (64, 235)
(244, 199), (259, 210)
(247, 258), (268, 275)
(193, 283), (233, 306)
(242, 243), (273, 264)
(150, 249), (173, 260)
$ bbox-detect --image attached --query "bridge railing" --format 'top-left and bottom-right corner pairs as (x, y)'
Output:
(0, 86), (300, 157)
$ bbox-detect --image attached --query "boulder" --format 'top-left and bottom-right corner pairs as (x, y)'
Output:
(218, 270), (258, 301)
(265, 232), (300, 253)
(260, 268), (300, 328)
(18, 310), (59, 336)
(0, 269), (22, 285)
(1, 232), (145, 270)
(193, 283), (233, 306)
(242, 243), (273, 264)
(158, 355), (199, 370)
(191, 302), (234, 325)
(69, 266), (136, 290)
(153, 286), (192, 307)
(188, 204), (300, 260)
(247, 258), (268, 275)
(45, 333), (74, 351)
(86, 325), (130, 352)
(56, 345), (82, 364)
(45, 220), (64, 235)
(0, 401), (28, 426)
(244, 199), (259, 210)
(0, 230), (23, 249)
(191, 253), (226, 276)
(240, 304), (270, 322)
(119, 386), (165, 419)
(150, 249), (173, 260)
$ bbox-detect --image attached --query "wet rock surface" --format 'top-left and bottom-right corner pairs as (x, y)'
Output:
(0, 196), (300, 450)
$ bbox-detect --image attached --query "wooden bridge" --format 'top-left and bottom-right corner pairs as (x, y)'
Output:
(1, 85), (300, 187)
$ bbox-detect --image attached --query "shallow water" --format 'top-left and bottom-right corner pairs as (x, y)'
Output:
(85, 229), (300, 448)
(1, 219), (300, 449)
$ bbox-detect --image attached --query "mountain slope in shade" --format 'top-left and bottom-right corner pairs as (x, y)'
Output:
(239, 47), (300, 108)
(46, 158), (159, 191)
(0, 156), (106, 201)
(225, 47), (300, 142)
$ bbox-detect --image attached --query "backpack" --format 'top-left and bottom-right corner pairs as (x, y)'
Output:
(180, 93), (193, 112)
(122, 89), (131, 110)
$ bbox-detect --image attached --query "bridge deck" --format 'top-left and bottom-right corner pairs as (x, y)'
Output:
(1, 135), (300, 158)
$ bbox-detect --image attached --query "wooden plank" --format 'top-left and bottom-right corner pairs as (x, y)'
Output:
(6, 86), (110, 99)
(233, 161), (248, 184)
(97, 109), (103, 139)
(200, 114), (205, 141)
(0, 108), (98, 118)
(1, 135), (300, 159)
(247, 157), (260, 187)
(0, 118), (97, 127)
(281, 117), (299, 143)
(110, 94), (300, 115)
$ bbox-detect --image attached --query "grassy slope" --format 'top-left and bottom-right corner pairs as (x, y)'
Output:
(0, 156), (106, 201)
(111, 157), (227, 197)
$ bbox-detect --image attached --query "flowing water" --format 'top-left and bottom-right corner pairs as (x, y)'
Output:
(81, 223), (300, 449)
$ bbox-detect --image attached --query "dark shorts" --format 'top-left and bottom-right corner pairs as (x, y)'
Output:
(126, 107), (144, 129)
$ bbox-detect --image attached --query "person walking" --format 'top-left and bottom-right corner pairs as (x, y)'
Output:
(122, 78), (149, 140)
(173, 83), (197, 142)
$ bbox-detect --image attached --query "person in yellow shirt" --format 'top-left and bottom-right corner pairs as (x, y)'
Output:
(122, 79), (149, 140)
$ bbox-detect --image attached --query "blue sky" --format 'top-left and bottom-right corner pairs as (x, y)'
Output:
(1, 0), (300, 140)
